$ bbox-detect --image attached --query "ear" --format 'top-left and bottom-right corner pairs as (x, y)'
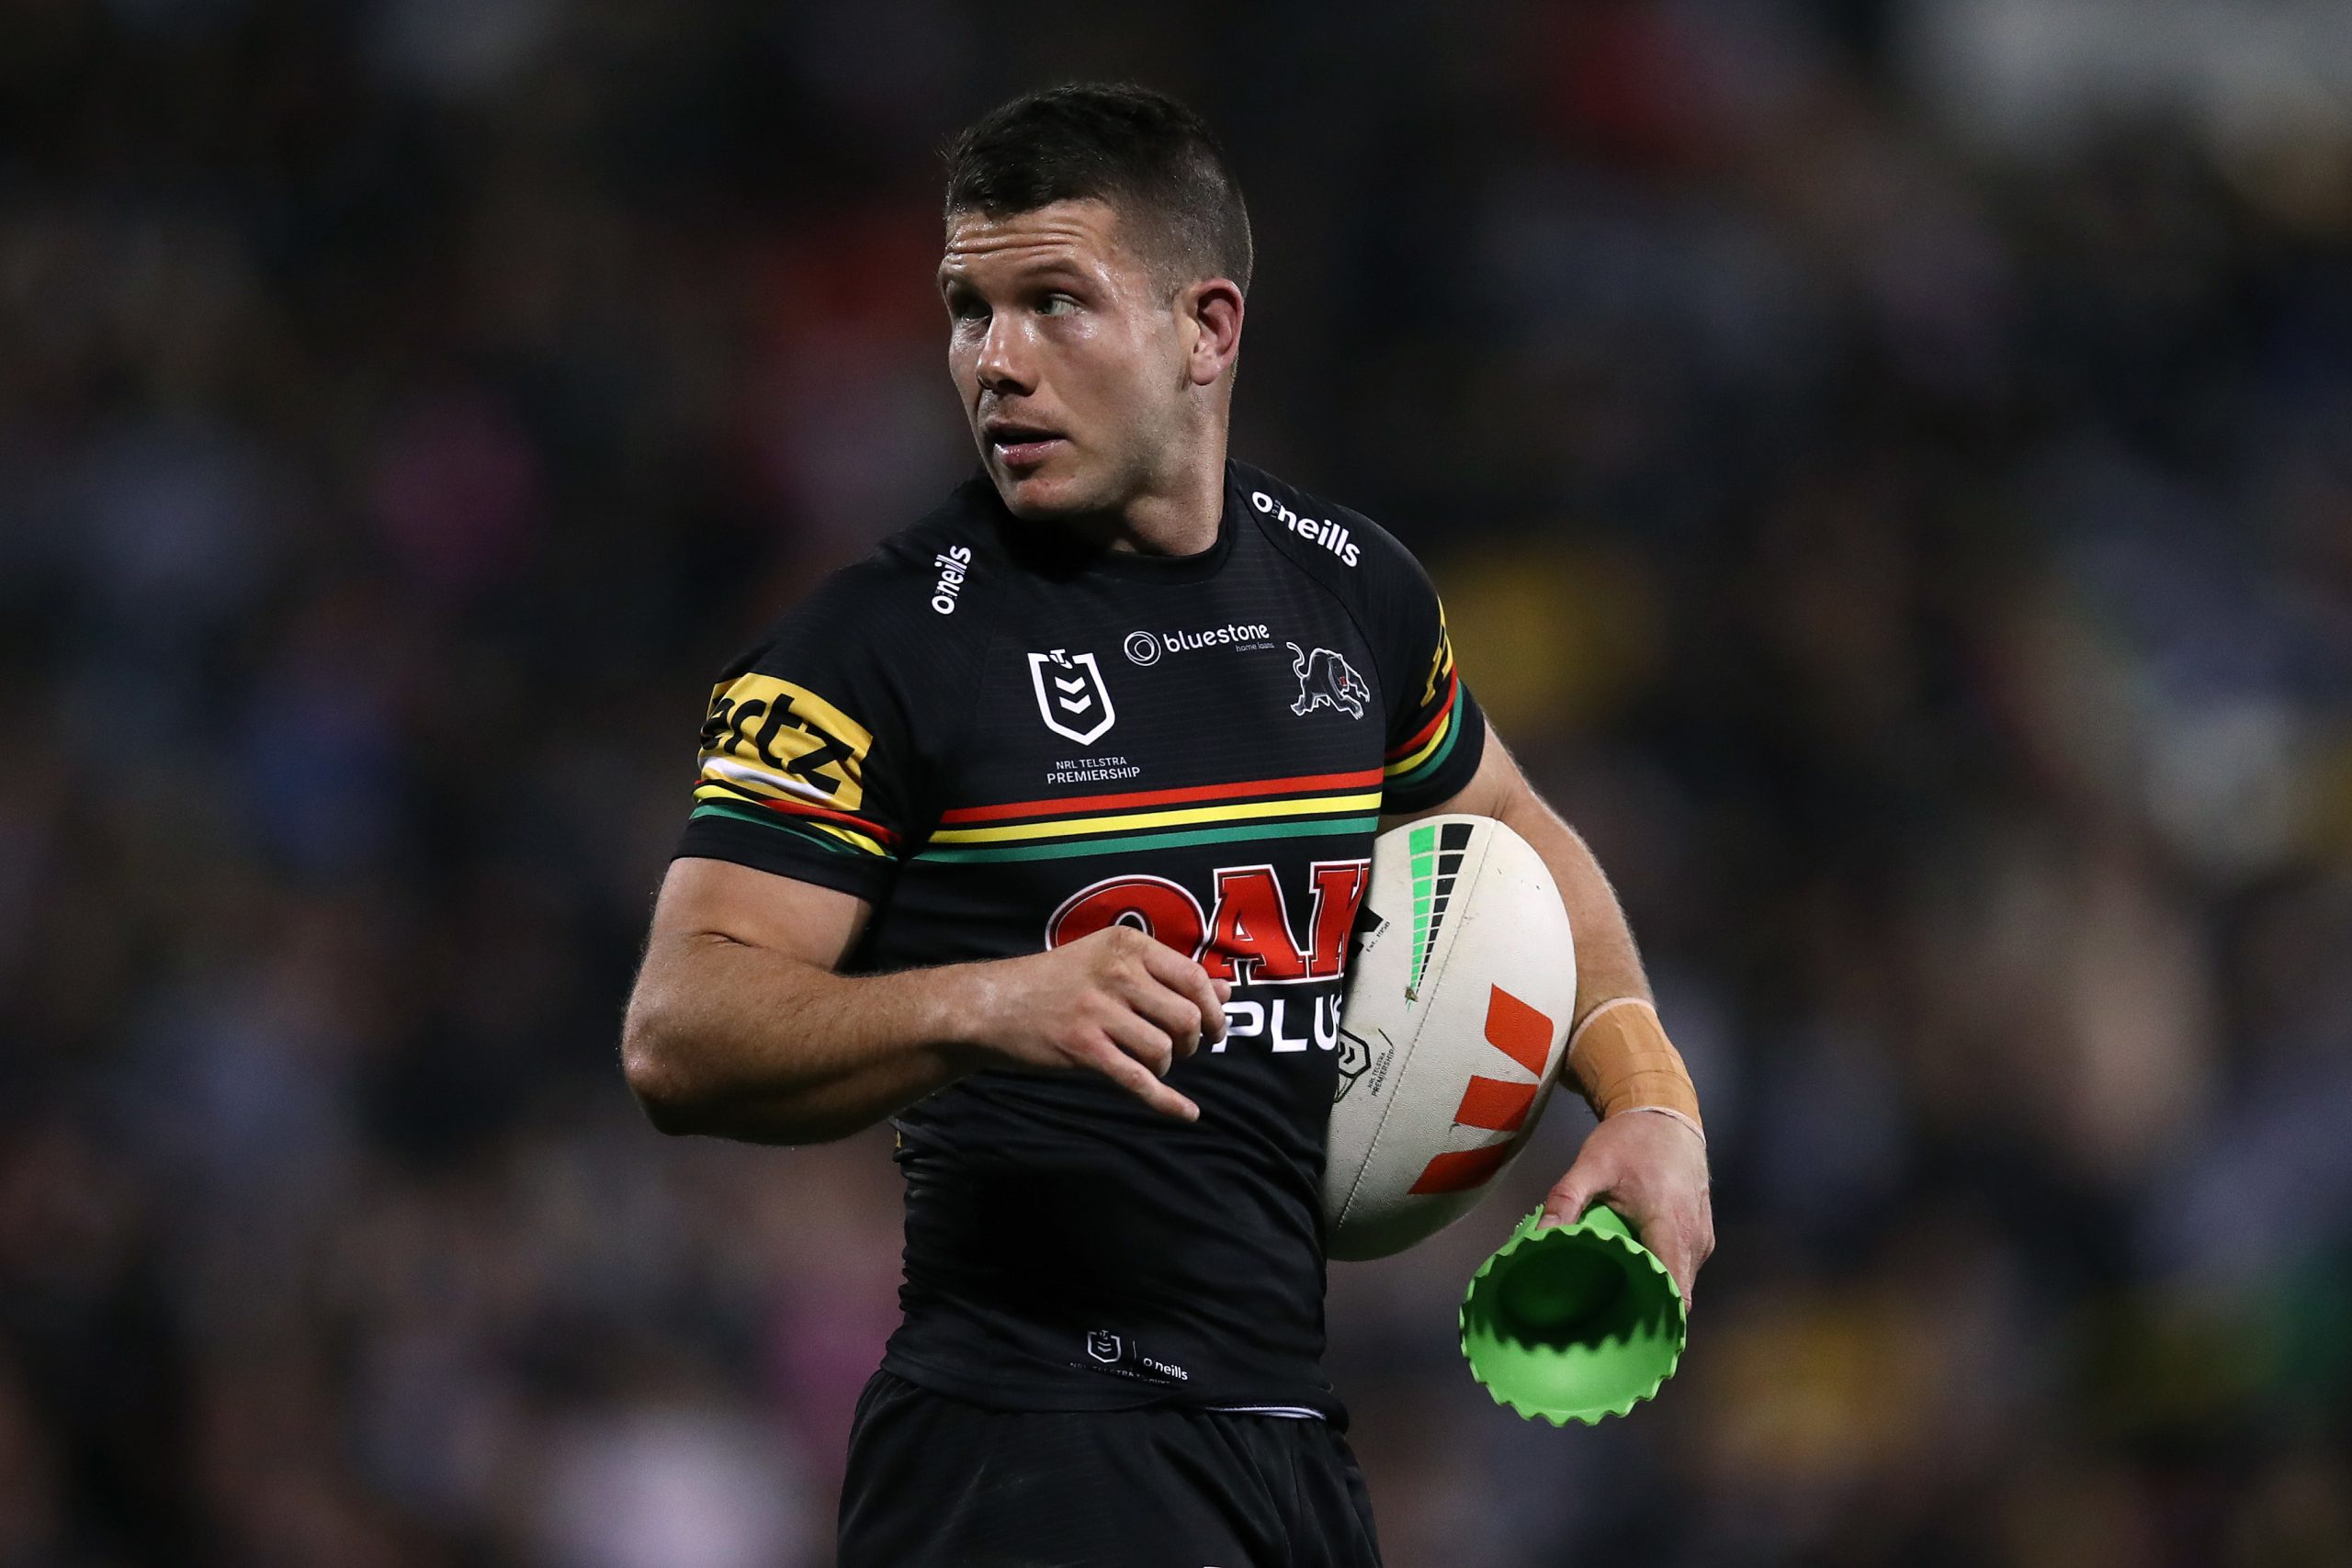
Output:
(1180, 278), (1245, 388)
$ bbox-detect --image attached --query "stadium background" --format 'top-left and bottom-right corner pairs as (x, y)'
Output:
(5, 1), (2350, 1562)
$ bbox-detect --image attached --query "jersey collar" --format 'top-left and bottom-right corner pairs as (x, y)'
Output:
(978, 459), (1240, 585)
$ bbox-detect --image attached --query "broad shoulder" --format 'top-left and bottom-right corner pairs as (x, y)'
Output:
(1229, 457), (1425, 596)
(775, 475), (1011, 639)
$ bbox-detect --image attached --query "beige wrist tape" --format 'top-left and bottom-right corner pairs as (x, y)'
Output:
(1566, 998), (1703, 1136)
(1621, 1105), (1707, 1147)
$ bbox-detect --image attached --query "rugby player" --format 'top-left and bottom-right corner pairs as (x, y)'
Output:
(622, 82), (1712, 1567)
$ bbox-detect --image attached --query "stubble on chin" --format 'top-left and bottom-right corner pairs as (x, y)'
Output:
(991, 455), (1110, 523)
(992, 471), (1073, 523)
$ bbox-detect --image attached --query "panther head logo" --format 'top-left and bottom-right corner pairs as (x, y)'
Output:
(1287, 644), (1371, 719)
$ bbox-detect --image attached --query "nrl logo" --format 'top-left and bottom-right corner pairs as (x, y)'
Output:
(1286, 643), (1370, 720)
(1029, 649), (1117, 746)
(1334, 1028), (1374, 1101)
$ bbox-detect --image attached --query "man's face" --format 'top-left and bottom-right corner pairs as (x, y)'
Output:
(938, 198), (1191, 520)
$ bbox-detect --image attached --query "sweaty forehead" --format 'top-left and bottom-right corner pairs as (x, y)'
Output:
(939, 199), (1139, 283)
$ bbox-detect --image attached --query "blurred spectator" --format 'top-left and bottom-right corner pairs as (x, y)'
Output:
(1, 1), (2346, 1563)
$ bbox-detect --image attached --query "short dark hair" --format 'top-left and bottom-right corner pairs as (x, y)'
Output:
(941, 82), (1253, 297)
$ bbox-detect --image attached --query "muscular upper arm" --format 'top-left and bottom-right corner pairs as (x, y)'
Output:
(640, 855), (873, 975)
(622, 856), (875, 1123)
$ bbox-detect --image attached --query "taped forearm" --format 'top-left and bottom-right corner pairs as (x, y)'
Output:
(1566, 997), (1704, 1145)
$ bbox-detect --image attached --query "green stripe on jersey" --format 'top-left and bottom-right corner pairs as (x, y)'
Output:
(1387, 686), (1464, 794)
(690, 800), (872, 856)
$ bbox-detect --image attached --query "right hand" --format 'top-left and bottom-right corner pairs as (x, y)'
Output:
(965, 926), (1231, 1121)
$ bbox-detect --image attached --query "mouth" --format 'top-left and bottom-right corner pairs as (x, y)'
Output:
(982, 420), (1066, 469)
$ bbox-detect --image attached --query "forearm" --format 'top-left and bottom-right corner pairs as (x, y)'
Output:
(1493, 785), (1651, 1023)
(1453, 746), (1713, 1291)
(1497, 781), (1703, 1141)
(623, 931), (989, 1144)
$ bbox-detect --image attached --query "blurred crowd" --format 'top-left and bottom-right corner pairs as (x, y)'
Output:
(4, 1), (2349, 1564)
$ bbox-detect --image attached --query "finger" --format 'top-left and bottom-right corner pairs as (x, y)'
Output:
(1087, 1037), (1200, 1122)
(1676, 1215), (1714, 1308)
(1137, 942), (1227, 1047)
(1102, 1012), (1177, 1080)
(1539, 1144), (1632, 1228)
(1537, 1173), (1602, 1231)
(1134, 941), (1225, 1046)
(1185, 970), (1226, 1051)
(1602, 1205), (1697, 1310)
(1645, 1225), (1696, 1309)
(1123, 978), (1207, 1059)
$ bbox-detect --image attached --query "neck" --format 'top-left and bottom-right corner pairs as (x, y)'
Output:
(1063, 426), (1230, 557)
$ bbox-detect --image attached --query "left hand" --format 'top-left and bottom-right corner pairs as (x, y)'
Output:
(1539, 1111), (1714, 1311)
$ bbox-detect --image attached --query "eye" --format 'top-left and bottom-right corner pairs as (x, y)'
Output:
(1038, 292), (1080, 317)
(944, 290), (989, 323)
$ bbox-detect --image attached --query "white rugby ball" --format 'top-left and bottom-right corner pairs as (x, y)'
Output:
(1323, 815), (1577, 1261)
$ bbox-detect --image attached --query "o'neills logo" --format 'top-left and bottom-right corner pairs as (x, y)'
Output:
(1250, 490), (1361, 567)
(929, 545), (974, 614)
(1123, 622), (1272, 665)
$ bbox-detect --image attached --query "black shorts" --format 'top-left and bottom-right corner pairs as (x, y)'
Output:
(837, 1369), (1384, 1568)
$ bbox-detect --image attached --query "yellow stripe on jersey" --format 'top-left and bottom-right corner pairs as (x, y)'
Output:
(1384, 694), (1455, 777)
(688, 783), (893, 857)
(1419, 600), (1457, 709)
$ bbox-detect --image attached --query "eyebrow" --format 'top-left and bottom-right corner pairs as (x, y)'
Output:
(936, 256), (1093, 295)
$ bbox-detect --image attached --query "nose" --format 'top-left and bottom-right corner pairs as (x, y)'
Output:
(975, 311), (1034, 397)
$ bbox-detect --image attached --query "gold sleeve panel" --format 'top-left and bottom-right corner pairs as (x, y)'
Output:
(1566, 998), (1703, 1130)
(697, 672), (876, 812)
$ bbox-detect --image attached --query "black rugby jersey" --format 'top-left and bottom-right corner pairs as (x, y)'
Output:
(672, 457), (1487, 1420)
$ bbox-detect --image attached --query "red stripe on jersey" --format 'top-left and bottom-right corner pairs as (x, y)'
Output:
(748, 794), (899, 844)
(1385, 668), (1458, 761)
(938, 768), (1384, 826)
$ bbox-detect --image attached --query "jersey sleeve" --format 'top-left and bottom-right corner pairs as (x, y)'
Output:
(671, 565), (935, 903)
(1356, 519), (1488, 815)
